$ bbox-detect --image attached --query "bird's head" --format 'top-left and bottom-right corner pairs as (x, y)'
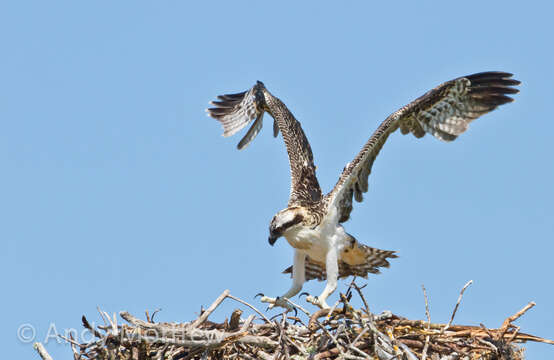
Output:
(268, 207), (306, 245)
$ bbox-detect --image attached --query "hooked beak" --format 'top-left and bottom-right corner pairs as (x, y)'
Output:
(268, 232), (279, 246)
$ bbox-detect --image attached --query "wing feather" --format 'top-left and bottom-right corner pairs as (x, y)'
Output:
(326, 71), (520, 223)
(207, 82), (322, 204)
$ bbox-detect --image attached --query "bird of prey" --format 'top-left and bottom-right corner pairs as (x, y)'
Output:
(207, 72), (519, 309)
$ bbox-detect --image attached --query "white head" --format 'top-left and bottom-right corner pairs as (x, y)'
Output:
(268, 207), (305, 245)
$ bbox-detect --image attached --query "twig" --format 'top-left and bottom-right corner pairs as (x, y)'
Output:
(58, 334), (81, 347)
(192, 289), (230, 328)
(96, 307), (108, 327)
(226, 294), (272, 324)
(421, 284), (431, 360)
(351, 327), (368, 345)
(33, 343), (54, 360)
(314, 320), (346, 358)
(443, 280), (473, 333)
(396, 340), (419, 360)
(351, 282), (370, 315)
(327, 300), (341, 320)
(283, 297), (310, 317)
(308, 308), (342, 331)
(239, 314), (256, 333)
(501, 301), (536, 330)
(255, 350), (273, 360)
(272, 312), (290, 360)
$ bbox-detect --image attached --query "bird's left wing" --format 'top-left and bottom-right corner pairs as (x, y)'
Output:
(325, 71), (520, 223)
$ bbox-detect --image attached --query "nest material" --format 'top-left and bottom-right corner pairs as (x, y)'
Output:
(34, 283), (553, 360)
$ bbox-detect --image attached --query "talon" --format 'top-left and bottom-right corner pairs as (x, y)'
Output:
(299, 292), (310, 299)
(292, 307), (298, 317)
(254, 293), (264, 299)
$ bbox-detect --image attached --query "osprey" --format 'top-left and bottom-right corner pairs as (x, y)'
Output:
(207, 72), (519, 309)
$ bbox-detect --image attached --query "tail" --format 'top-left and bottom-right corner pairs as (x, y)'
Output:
(344, 244), (397, 277)
(282, 243), (397, 281)
(206, 81), (279, 150)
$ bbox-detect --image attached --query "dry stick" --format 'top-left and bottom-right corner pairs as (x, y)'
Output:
(101, 310), (118, 335)
(96, 307), (109, 327)
(272, 313), (286, 360)
(501, 301), (535, 330)
(308, 308), (341, 331)
(326, 300), (342, 324)
(256, 350), (273, 360)
(155, 344), (169, 360)
(192, 289), (230, 328)
(283, 297), (310, 317)
(351, 282), (370, 316)
(111, 312), (118, 336)
(239, 314), (256, 333)
(351, 327), (368, 345)
(421, 284), (431, 360)
(443, 280), (473, 333)
(68, 334), (80, 360)
(314, 318), (346, 358)
(278, 312), (291, 360)
(507, 325), (521, 344)
(498, 301), (536, 341)
(33, 343), (54, 360)
(226, 294), (272, 324)
(58, 334), (81, 347)
(396, 340), (419, 360)
(347, 343), (370, 359)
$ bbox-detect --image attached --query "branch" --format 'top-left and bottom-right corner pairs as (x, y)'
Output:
(33, 343), (54, 360)
(443, 280), (473, 332)
(191, 289), (230, 328)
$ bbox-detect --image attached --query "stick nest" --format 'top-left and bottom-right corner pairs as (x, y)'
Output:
(35, 282), (553, 360)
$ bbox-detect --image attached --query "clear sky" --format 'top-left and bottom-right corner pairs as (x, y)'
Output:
(2, 1), (553, 359)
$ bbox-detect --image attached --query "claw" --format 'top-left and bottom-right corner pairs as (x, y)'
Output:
(299, 292), (310, 299)
(254, 293), (264, 299)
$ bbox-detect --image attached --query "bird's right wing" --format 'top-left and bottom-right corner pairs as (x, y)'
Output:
(325, 72), (520, 223)
(207, 82), (322, 205)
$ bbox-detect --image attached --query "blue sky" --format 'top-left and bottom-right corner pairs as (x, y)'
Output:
(2, 1), (553, 358)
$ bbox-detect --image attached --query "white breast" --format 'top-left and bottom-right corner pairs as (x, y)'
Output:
(283, 207), (348, 262)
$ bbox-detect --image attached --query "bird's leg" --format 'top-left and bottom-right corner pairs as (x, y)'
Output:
(305, 247), (338, 309)
(260, 250), (305, 310)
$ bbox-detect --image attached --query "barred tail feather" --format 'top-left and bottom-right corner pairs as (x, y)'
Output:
(282, 244), (397, 281)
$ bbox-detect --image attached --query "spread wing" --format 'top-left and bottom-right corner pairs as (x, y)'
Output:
(207, 81), (322, 205)
(283, 243), (397, 281)
(325, 71), (520, 223)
